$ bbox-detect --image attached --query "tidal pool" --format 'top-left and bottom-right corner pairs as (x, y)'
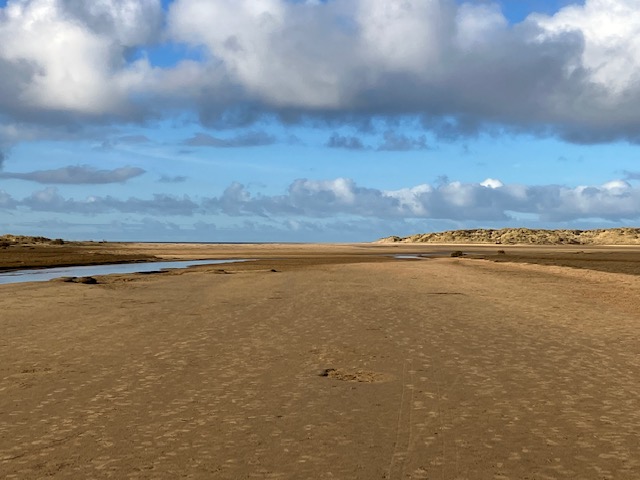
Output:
(0, 259), (248, 285)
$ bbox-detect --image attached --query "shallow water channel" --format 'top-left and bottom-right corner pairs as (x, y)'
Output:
(0, 259), (248, 285)
(392, 252), (452, 259)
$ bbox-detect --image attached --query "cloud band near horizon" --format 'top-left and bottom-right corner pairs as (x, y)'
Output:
(2, 176), (639, 224)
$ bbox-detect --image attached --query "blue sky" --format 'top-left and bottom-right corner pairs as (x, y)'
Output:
(1, 0), (639, 242)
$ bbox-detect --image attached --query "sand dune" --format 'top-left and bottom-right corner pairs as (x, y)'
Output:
(378, 227), (640, 245)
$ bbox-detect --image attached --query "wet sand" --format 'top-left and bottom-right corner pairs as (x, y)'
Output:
(1, 243), (640, 478)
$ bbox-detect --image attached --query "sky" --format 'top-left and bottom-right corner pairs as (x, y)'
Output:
(1, 0), (640, 242)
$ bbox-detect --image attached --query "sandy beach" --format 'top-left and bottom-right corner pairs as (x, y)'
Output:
(2, 243), (640, 479)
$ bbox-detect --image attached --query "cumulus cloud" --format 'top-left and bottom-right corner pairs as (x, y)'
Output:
(532, 0), (640, 95)
(0, 0), (161, 122)
(160, 0), (640, 142)
(525, 180), (639, 221)
(166, 0), (351, 110)
(480, 178), (504, 189)
(201, 178), (400, 218)
(5, 176), (640, 224)
(201, 176), (640, 222)
(1, 0), (640, 143)
(183, 131), (276, 147)
(0, 165), (145, 184)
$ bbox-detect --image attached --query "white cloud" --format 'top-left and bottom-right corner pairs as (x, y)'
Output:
(2, 0), (640, 142)
(167, 0), (348, 108)
(384, 184), (432, 216)
(4, 176), (640, 226)
(455, 3), (507, 51)
(356, 0), (450, 76)
(481, 178), (504, 189)
(200, 176), (640, 223)
(161, 0), (640, 141)
(601, 179), (631, 192)
(294, 178), (357, 205)
(63, 0), (162, 46)
(0, 0), (160, 115)
(532, 0), (640, 95)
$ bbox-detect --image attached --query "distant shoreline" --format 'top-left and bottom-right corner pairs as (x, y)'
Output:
(2, 235), (640, 276)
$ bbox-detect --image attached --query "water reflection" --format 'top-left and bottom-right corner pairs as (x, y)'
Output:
(392, 253), (449, 259)
(0, 259), (249, 285)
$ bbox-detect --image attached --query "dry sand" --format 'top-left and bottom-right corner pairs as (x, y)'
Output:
(1, 243), (640, 479)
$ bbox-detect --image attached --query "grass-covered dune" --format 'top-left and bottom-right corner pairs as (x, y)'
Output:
(378, 227), (640, 245)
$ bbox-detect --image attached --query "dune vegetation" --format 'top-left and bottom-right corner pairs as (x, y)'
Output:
(378, 227), (640, 245)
